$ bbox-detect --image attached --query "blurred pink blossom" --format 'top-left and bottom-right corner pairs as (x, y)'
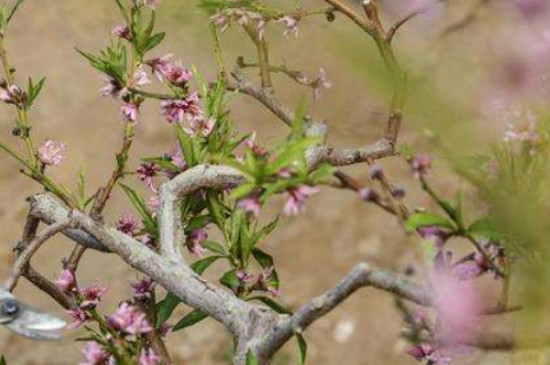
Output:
(283, 185), (319, 216)
(38, 140), (66, 166)
(80, 341), (110, 365)
(55, 269), (76, 292)
(107, 303), (153, 335)
(237, 196), (261, 218)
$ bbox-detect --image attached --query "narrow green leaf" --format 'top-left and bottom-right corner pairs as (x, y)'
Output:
(404, 212), (454, 232)
(202, 240), (226, 255)
(296, 334), (307, 365)
(190, 255), (223, 275)
(144, 32), (165, 52)
(172, 309), (208, 331)
(156, 293), (180, 326)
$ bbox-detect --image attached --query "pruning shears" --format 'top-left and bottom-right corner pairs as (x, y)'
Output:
(0, 288), (65, 340)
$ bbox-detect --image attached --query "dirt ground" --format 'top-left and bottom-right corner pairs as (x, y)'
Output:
(0, 1), (513, 364)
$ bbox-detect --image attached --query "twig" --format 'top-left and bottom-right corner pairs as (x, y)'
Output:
(386, 0), (445, 42)
(5, 219), (73, 291)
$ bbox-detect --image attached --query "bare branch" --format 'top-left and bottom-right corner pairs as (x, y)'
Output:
(28, 197), (253, 336)
(386, 0), (445, 42)
(23, 265), (75, 309)
(5, 219), (73, 291)
(323, 0), (377, 37)
(28, 195), (110, 252)
(158, 164), (244, 262)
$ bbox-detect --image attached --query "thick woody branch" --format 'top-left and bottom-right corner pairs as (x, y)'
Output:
(5, 219), (73, 291)
(29, 198), (252, 336)
(158, 165), (244, 262)
(28, 195), (110, 252)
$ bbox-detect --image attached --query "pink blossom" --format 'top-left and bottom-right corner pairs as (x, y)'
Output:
(55, 269), (76, 292)
(79, 341), (110, 365)
(279, 16), (299, 37)
(100, 76), (122, 97)
(312, 68), (331, 100)
(112, 25), (131, 40)
(120, 102), (139, 122)
(116, 212), (142, 236)
(244, 132), (268, 156)
(168, 146), (186, 170)
(107, 302), (153, 335)
(136, 162), (159, 192)
(430, 269), (480, 343)
(503, 111), (540, 147)
(184, 118), (215, 137)
(145, 54), (173, 81)
(66, 307), (90, 329)
(417, 226), (449, 249)
(157, 61), (192, 87)
(452, 261), (484, 281)
(237, 196), (261, 218)
(283, 185), (319, 216)
(160, 94), (203, 123)
(79, 284), (108, 308)
(160, 99), (186, 123)
(236, 270), (254, 284)
(38, 140), (66, 166)
(139, 348), (161, 365)
(256, 267), (279, 297)
(129, 66), (151, 88)
(210, 13), (230, 32)
(407, 343), (451, 364)
(185, 227), (207, 256)
(130, 277), (155, 299)
(411, 154), (432, 179)
(134, 0), (162, 9)
(512, 0), (548, 18)
(0, 84), (23, 105)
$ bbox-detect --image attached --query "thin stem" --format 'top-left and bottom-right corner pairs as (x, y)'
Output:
(243, 25), (272, 89)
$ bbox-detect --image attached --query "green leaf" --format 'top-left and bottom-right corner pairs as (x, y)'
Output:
(296, 334), (307, 365)
(190, 255), (223, 275)
(156, 293), (180, 326)
(252, 248), (279, 289)
(206, 190), (226, 230)
(468, 218), (501, 241)
(175, 124), (197, 166)
(247, 296), (291, 315)
(172, 309), (208, 331)
(229, 182), (257, 201)
(291, 98), (307, 140)
(203, 240), (226, 255)
(144, 32), (165, 52)
(404, 212), (454, 232)
(266, 138), (319, 176)
(252, 216), (279, 247)
(0, 355), (7, 365)
(219, 269), (240, 290)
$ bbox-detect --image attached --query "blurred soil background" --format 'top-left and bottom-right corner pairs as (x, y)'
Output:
(0, 0), (536, 364)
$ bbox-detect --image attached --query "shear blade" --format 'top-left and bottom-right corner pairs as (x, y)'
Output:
(5, 302), (66, 341)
